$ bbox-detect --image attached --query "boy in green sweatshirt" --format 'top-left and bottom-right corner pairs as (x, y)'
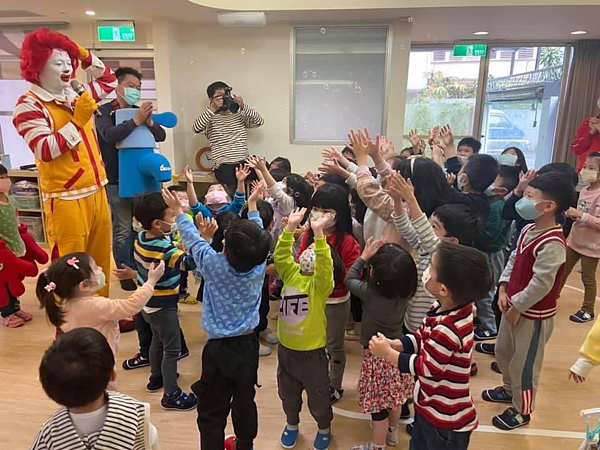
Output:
(275, 207), (339, 450)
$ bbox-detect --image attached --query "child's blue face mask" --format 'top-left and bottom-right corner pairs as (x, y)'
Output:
(515, 197), (549, 220)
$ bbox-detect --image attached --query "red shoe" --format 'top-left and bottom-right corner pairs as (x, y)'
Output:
(14, 310), (32, 322)
(224, 435), (237, 450)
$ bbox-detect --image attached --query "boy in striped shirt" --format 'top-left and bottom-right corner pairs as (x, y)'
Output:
(132, 191), (198, 411)
(370, 242), (491, 450)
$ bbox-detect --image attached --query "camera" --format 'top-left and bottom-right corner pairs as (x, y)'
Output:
(219, 87), (240, 113)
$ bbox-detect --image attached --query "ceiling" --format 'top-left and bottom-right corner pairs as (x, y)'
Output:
(0, 0), (599, 42)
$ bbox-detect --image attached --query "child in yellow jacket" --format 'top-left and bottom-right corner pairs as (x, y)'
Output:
(274, 207), (343, 450)
(570, 317), (600, 383)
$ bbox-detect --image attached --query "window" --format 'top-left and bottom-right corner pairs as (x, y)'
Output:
(403, 49), (481, 147)
(0, 30), (35, 168)
(98, 57), (157, 106)
(292, 26), (388, 142)
(482, 46), (565, 169)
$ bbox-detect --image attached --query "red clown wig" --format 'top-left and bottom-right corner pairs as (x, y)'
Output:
(20, 28), (80, 84)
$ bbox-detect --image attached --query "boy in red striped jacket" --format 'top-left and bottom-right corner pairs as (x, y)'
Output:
(482, 172), (575, 430)
(370, 242), (491, 450)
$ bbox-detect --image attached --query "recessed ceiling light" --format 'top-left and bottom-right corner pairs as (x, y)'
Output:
(472, 31), (489, 36)
(85, 10), (96, 16)
(571, 30), (588, 35)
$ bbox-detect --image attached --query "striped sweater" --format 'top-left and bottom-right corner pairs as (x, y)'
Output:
(393, 211), (439, 333)
(134, 231), (196, 308)
(398, 302), (478, 432)
(192, 105), (264, 168)
(30, 392), (157, 450)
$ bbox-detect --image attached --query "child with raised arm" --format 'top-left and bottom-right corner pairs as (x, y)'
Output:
(369, 242), (492, 450)
(184, 164), (249, 220)
(275, 207), (340, 450)
(163, 183), (271, 450)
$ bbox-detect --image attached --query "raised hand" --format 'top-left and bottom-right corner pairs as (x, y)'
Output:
(515, 169), (537, 196)
(439, 124), (454, 149)
(286, 207), (307, 232)
(310, 211), (331, 238)
(249, 180), (266, 204)
(428, 125), (440, 146)
(162, 187), (183, 216)
(182, 165), (194, 184)
(348, 128), (371, 160)
(380, 136), (395, 161)
(246, 155), (268, 173)
(146, 260), (166, 285)
(386, 173), (415, 202)
(415, 139), (426, 156)
(236, 164), (251, 182)
(361, 236), (384, 261)
(321, 147), (343, 163)
(196, 216), (218, 241)
(306, 171), (320, 188)
(408, 129), (420, 148)
(318, 159), (348, 178)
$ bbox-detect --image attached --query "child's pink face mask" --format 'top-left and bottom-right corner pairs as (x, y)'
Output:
(205, 190), (229, 206)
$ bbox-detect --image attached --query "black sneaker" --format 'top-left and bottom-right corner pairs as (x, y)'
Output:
(406, 423), (413, 436)
(122, 353), (150, 370)
(491, 361), (501, 374)
(475, 343), (495, 355)
(147, 376), (164, 392)
(492, 407), (530, 430)
(178, 348), (190, 361)
(161, 388), (198, 411)
(470, 362), (478, 377)
(330, 387), (344, 404)
(474, 328), (497, 341)
(400, 402), (410, 420)
(570, 310), (594, 323)
(482, 386), (513, 403)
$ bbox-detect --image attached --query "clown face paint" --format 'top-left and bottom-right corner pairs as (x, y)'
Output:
(39, 49), (73, 96)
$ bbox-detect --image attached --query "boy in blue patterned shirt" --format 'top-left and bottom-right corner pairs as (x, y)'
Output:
(163, 182), (271, 450)
(132, 192), (197, 411)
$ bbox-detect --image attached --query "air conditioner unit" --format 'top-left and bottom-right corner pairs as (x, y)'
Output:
(217, 11), (267, 28)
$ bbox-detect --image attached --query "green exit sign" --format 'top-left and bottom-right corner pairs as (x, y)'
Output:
(97, 25), (135, 42)
(453, 44), (487, 57)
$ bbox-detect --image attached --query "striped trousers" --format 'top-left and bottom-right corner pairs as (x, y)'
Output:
(495, 315), (554, 415)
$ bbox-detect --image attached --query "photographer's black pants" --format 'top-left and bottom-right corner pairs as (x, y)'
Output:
(192, 333), (259, 450)
(214, 162), (258, 188)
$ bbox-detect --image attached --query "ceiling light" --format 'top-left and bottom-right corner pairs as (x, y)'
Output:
(472, 31), (489, 36)
(571, 30), (588, 35)
(85, 10), (96, 16)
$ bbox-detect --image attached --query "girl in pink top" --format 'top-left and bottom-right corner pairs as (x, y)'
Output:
(560, 152), (600, 323)
(36, 252), (164, 387)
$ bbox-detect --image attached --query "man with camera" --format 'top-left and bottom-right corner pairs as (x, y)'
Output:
(193, 81), (264, 186)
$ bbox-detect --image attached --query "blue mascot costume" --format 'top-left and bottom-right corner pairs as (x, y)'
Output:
(116, 109), (177, 198)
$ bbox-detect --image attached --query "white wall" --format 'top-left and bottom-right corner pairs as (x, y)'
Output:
(153, 19), (412, 174)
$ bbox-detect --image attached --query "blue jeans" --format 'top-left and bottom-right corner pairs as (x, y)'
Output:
(410, 412), (471, 450)
(106, 184), (136, 270)
(475, 250), (505, 335)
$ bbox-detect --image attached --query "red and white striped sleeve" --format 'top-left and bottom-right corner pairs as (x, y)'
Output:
(12, 95), (81, 162)
(80, 52), (117, 102)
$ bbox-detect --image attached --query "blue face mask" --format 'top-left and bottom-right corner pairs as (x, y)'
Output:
(515, 197), (548, 221)
(499, 153), (518, 167)
(122, 87), (141, 106)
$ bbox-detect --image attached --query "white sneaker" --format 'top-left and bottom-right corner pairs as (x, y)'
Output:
(259, 343), (272, 357)
(386, 427), (399, 446)
(260, 328), (279, 345)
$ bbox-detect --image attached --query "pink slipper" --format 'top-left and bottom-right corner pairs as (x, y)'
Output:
(2, 315), (24, 328)
(14, 310), (32, 322)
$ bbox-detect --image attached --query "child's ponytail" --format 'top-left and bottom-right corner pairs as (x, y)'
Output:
(35, 252), (93, 328)
(36, 271), (65, 327)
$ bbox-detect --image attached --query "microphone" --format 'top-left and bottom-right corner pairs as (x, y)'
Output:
(70, 80), (101, 117)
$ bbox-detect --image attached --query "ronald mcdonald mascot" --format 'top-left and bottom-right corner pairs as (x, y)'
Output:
(13, 28), (116, 297)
